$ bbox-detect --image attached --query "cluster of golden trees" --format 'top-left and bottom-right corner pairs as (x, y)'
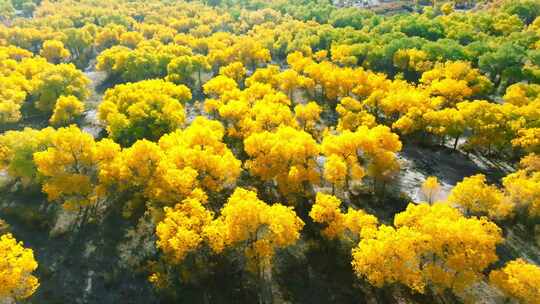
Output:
(445, 153), (540, 220)
(0, 46), (89, 126)
(1, 0), (540, 303)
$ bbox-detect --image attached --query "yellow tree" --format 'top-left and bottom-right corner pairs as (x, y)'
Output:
(166, 55), (196, 86)
(191, 55), (211, 90)
(0, 52), (46, 123)
(32, 63), (90, 114)
(448, 174), (514, 219)
(309, 193), (378, 242)
(119, 32), (144, 49)
(98, 139), (176, 218)
(420, 176), (441, 204)
(0, 127), (56, 187)
(206, 82), (298, 140)
(151, 194), (215, 290)
(287, 51), (314, 73)
(322, 125), (402, 193)
(306, 65), (363, 104)
(322, 131), (365, 191)
(204, 187), (304, 298)
(331, 44), (359, 67)
(219, 61), (247, 85)
(98, 79), (191, 146)
(503, 83), (540, 106)
(247, 95), (298, 136)
(230, 37), (271, 69)
(49, 95), (85, 126)
(490, 259), (540, 304)
(33, 126), (121, 226)
(0, 233), (39, 301)
(352, 203), (503, 296)
(156, 116), (242, 205)
(376, 80), (432, 119)
(441, 2), (455, 15)
(95, 24), (125, 51)
(155, 196), (214, 264)
(369, 81), (437, 135)
(102, 117), (241, 214)
(423, 108), (466, 149)
(245, 65), (280, 88)
(276, 69), (313, 101)
(0, 74), (29, 124)
(294, 101), (322, 135)
(512, 128), (540, 154)
(393, 48), (432, 76)
(0, 99), (22, 124)
(95, 46), (132, 78)
(421, 61), (493, 106)
(502, 154), (540, 218)
(457, 100), (513, 154)
(352, 225), (429, 292)
(167, 54), (210, 91)
(336, 97), (376, 132)
(203, 75), (238, 98)
(244, 126), (320, 199)
(40, 40), (71, 64)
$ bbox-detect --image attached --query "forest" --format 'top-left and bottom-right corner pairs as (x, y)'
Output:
(0, 0), (539, 303)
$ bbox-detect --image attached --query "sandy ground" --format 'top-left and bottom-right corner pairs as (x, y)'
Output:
(397, 142), (512, 202)
(81, 62), (106, 138)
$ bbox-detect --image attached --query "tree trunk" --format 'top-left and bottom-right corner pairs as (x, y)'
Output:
(198, 69), (202, 92)
(257, 264), (273, 304)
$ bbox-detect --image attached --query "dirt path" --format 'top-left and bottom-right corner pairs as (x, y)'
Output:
(82, 64), (106, 138)
(397, 143), (512, 202)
